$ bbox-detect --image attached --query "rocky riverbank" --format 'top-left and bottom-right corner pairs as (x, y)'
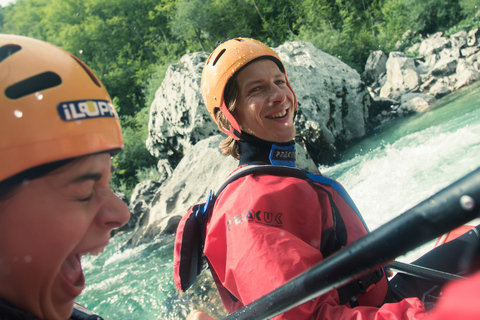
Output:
(366, 28), (480, 124)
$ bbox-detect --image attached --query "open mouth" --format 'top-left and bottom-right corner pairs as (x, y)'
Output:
(60, 254), (85, 297)
(266, 109), (288, 119)
(60, 243), (108, 298)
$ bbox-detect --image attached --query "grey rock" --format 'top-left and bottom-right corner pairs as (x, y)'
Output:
(454, 66), (480, 90)
(418, 32), (450, 56)
(462, 46), (480, 58)
(130, 180), (162, 205)
(421, 78), (452, 98)
(450, 30), (468, 49)
(146, 52), (217, 167)
(400, 93), (436, 113)
(438, 47), (461, 60)
(468, 28), (480, 46)
(428, 57), (458, 77)
(364, 50), (388, 84)
(380, 52), (420, 100)
(276, 41), (370, 164)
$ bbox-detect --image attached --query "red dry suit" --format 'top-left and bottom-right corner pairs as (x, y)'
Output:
(202, 139), (427, 320)
(422, 270), (480, 320)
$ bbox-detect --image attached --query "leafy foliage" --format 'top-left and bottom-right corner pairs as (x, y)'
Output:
(404, 0), (464, 34)
(1, 0), (478, 197)
(111, 107), (157, 200)
(460, 0), (480, 16)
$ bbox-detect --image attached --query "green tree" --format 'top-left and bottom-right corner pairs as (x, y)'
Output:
(2, 0), (49, 39)
(247, 0), (299, 45)
(375, 0), (412, 51)
(170, 0), (257, 53)
(405, 0), (464, 34)
(0, 8), (3, 32)
(170, 0), (215, 51)
(169, 0), (299, 53)
(460, 0), (480, 17)
(111, 107), (157, 200)
(295, 0), (382, 70)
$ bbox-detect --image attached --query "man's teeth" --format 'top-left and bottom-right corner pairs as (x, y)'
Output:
(268, 110), (287, 119)
(88, 247), (105, 256)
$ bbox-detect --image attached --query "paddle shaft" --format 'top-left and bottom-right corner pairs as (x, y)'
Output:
(388, 261), (464, 283)
(223, 167), (480, 320)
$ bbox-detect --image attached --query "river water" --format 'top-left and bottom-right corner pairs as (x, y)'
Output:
(78, 82), (480, 319)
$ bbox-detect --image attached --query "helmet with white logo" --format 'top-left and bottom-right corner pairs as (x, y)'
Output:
(0, 34), (123, 183)
(201, 37), (297, 139)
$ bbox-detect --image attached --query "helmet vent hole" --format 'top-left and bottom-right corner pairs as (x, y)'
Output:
(0, 44), (21, 63)
(71, 55), (101, 88)
(5, 72), (61, 99)
(212, 49), (226, 66)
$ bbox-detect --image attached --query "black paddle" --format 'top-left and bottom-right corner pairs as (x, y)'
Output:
(387, 260), (464, 283)
(222, 167), (480, 320)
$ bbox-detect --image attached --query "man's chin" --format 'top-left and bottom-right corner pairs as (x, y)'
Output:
(49, 295), (76, 320)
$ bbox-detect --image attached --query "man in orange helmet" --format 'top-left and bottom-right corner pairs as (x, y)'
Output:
(175, 37), (432, 320)
(0, 34), (130, 320)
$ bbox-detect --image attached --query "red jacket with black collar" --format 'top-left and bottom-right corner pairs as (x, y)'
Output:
(203, 163), (426, 319)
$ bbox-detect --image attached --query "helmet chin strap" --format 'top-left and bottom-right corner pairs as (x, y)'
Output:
(219, 99), (243, 140)
(222, 126), (242, 140)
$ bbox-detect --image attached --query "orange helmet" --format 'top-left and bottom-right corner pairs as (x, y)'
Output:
(200, 37), (297, 139)
(0, 34), (123, 183)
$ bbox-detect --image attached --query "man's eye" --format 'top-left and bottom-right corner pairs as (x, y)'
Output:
(250, 87), (260, 93)
(78, 193), (93, 202)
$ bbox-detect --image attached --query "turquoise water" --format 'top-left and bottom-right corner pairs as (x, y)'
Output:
(320, 82), (480, 261)
(78, 83), (480, 319)
(321, 82), (480, 230)
(79, 235), (181, 319)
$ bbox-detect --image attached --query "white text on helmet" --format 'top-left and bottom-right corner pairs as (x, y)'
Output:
(57, 100), (116, 121)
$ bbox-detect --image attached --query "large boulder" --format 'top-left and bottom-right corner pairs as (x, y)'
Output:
(399, 92), (436, 113)
(450, 30), (468, 50)
(454, 60), (480, 90)
(428, 57), (458, 78)
(146, 52), (217, 167)
(277, 41), (371, 164)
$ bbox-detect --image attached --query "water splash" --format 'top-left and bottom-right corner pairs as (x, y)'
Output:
(321, 84), (480, 261)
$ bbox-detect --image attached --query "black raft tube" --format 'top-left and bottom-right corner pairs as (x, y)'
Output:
(223, 167), (480, 320)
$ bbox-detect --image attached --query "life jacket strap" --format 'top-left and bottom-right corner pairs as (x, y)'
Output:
(337, 267), (385, 306)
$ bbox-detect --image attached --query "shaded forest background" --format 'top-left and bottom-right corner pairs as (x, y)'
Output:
(1, 0), (479, 198)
